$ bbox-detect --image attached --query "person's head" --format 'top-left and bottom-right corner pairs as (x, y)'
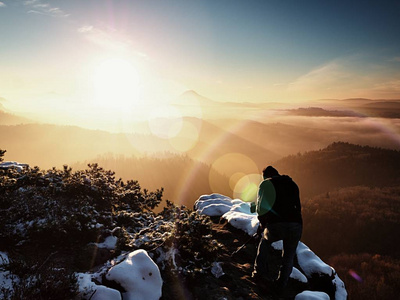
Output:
(262, 166), (279, 179)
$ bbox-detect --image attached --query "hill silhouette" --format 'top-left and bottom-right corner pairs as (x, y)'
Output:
(362, 101), (400, 109)
(285, 107), (363, 118)
(274, 142), (400, 198)
(359, 101), (400, 118)
(0, 124), (143, 168)
(211, 119), (335, 157)
(0, 109), (32, 125)
(310, 98), (400, 118)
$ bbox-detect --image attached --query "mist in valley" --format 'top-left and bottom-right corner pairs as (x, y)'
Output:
(2, 94), (400, 208)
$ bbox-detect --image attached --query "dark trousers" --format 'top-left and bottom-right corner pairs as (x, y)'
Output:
(253, 222), (302, 288)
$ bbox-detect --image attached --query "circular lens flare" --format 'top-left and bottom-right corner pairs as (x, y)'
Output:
(209, 153), (259, 198)
(233, 173), (262, 202)
(229, 172), (246, 190)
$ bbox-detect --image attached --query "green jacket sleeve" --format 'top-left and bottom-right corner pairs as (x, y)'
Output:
(257, 180), (276, 216)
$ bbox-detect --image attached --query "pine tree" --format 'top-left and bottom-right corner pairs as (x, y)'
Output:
(0, 149), (5, 162)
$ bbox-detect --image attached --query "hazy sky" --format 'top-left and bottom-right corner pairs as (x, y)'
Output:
(1, 0), (400, 123)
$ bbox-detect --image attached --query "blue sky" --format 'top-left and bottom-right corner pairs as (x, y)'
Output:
(1, 0), (400, 120)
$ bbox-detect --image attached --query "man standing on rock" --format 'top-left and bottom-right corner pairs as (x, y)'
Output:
(251, 166), (303, 294)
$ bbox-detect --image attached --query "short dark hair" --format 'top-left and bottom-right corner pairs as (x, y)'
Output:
(262, 166), (279, 179)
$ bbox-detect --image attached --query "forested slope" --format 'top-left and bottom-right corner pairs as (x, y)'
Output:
(275, 142), (400, 198)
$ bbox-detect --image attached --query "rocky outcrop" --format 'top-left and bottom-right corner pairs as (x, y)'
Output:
(195, 193), (347, 300)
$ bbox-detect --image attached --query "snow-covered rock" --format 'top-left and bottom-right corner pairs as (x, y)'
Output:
(196, 193), (259, 235)
(195, 193), (348, 300)
(77, 273), (121, 300)
(195, 193), (236, 216)
(77, 250), (162, 300)
(105, 249), (162, 300)
(0, 161), (29, 171)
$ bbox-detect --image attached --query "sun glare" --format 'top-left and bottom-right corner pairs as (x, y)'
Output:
(91, 58), (142, 110)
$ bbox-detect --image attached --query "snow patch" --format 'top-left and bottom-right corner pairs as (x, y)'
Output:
(0, 252), (20, 300)
(290, 267), (308, 283)
(296, 242), (334, 277)
(0, 251), (9, 265)
(271, 240), (283, 250)
(97, 236), (117, 250)
(295, 290), (330, 300)
(333, 273), (348, 300)
(211, 262), (225, 278)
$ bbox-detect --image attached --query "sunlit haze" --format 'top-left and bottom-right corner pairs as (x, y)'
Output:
(1, 0), (400, 204)
(1, 0), (400, 128)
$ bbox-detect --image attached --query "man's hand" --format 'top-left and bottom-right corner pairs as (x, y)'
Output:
(250, 201), (257, 213)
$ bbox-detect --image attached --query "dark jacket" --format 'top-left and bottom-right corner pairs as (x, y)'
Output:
(252, 175), (302, 226)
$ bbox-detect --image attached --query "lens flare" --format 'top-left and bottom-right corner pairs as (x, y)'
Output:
(209, 153), (259, 196)
(229, 172), (246, 190)
(348, 269), (363, 282)
(233, 173), (261, 202)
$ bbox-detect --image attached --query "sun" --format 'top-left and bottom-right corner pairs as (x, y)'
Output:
(91, 58), (142, 110)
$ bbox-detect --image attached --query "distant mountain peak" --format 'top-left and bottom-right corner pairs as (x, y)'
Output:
(176, 90), (220, 107)
(182, 90), (200, 97)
